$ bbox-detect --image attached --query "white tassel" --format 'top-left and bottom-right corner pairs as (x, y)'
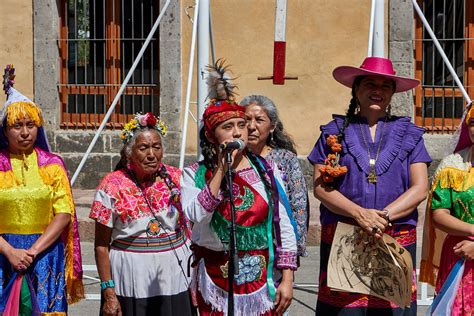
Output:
(196, 260), (275, 316)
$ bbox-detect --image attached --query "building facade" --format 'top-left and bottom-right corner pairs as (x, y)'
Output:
(0, 0), (472, 188)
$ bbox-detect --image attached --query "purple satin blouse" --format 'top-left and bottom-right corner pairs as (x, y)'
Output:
(308, 115), (432, 226)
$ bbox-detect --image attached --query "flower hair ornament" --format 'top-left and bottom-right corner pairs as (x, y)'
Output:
(120, 112), (167, 144)
(319, 135), (348, 183)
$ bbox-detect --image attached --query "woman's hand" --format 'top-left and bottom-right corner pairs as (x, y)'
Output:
(275, 271), (293, 315)
(215, 145), (241, 174)
(102, 288), (122, 316)
(453, 240), (474, 260)
(354, 208), (388, 239)
(5, 247), (34, 271)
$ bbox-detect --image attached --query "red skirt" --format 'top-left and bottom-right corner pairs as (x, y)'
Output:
(191, 245), (276, 315)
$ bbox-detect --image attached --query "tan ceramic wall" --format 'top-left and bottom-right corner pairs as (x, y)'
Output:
(0, 0), (34, 101)
(181, 0), (388, 156)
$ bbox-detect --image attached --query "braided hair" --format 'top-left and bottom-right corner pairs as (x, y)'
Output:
(338, 76), (365, 141)
(338, 75), (396, 141)
(198, 124), (276, 209)
(199, 126), (217, 170)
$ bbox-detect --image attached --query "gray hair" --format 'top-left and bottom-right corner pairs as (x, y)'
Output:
(115, 128), (164, 170)
(240, 95), (297, 154)
(240, 95), (279, 126)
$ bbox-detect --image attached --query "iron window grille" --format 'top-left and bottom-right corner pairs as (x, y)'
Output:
(414, 0), (474, 133)
(58, 0), (160, 129)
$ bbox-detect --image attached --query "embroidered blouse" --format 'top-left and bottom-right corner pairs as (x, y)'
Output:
(420, 148), (474, 285)
(266, 148), (309, 256)
(89, 164), (186, 242)
(181, 160), (298, 270)
(308, 115), (431, 226)
(430, 153), (474, 224)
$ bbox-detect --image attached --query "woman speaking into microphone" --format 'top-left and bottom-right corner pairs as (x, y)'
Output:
(181, 60), (297, 316)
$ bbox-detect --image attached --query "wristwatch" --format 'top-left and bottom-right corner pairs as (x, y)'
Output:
(100, 279), (115, 290)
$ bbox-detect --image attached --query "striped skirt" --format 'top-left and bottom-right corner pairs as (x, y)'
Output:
(106, 232), (195, 316)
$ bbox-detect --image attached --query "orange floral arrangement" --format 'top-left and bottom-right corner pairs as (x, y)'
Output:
(319, 135), (348, 183)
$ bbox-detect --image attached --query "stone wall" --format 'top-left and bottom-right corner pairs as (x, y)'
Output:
(33, 0), (183, 189)
(29, 0), (452, 189)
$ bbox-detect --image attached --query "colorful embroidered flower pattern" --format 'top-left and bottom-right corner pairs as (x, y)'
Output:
(90, 169), (175, 225)
(120, 112), (167, 144)
(90, 201), (112, 226)
(146, 219), (161, 236)
(235, 186), (255, 211)
(319, 135), (348, 183)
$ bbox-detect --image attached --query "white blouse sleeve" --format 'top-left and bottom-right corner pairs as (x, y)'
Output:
(273, 166), (298, 270)
(180, 165), (224, 224)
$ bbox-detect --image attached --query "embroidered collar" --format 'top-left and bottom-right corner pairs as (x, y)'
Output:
(323, 115), (423, 176)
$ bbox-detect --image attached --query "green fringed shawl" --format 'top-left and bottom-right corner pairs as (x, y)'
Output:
(193, 163), (270, 251)
(210, 211), (268, 250)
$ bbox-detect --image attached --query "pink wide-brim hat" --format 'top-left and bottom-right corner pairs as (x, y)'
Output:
(333, 57), (420, 93)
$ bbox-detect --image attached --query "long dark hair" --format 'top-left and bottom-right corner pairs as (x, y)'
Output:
(199, 126), (218, 170)
(240, 95), (297, 154)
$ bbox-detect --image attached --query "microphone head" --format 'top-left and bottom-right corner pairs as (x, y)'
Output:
(235, 139), (245, 150)
(219, 139), (245, 150)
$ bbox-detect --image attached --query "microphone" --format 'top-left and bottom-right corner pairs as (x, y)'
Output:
(219, 139), (245, 151)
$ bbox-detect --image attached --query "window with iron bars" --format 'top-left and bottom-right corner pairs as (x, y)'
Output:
(58, 0), (160, 129)
(414, 0), (474, 133)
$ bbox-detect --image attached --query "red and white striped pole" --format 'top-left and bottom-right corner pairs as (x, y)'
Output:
(273, 0), (287, 84)
(258, 0), (297, 85)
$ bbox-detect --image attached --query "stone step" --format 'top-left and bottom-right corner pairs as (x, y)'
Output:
(73, 189), (95, 242)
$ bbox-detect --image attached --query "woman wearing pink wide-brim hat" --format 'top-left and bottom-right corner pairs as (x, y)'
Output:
(308, 56), (431, 315)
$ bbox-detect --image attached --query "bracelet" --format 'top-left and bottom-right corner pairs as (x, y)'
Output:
(100, 279), (115, 290)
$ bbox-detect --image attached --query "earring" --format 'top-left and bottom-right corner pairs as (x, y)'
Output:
(270, 132), (274, 143)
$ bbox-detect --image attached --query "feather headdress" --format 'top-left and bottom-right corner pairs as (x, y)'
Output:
(3, 64), (15, 96)
(206, 59), (237, 102)
(202, 59), (245, 140)
(1, 64), (42, 127)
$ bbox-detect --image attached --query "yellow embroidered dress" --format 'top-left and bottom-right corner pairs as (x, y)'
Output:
(0, 147), (83, 315)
